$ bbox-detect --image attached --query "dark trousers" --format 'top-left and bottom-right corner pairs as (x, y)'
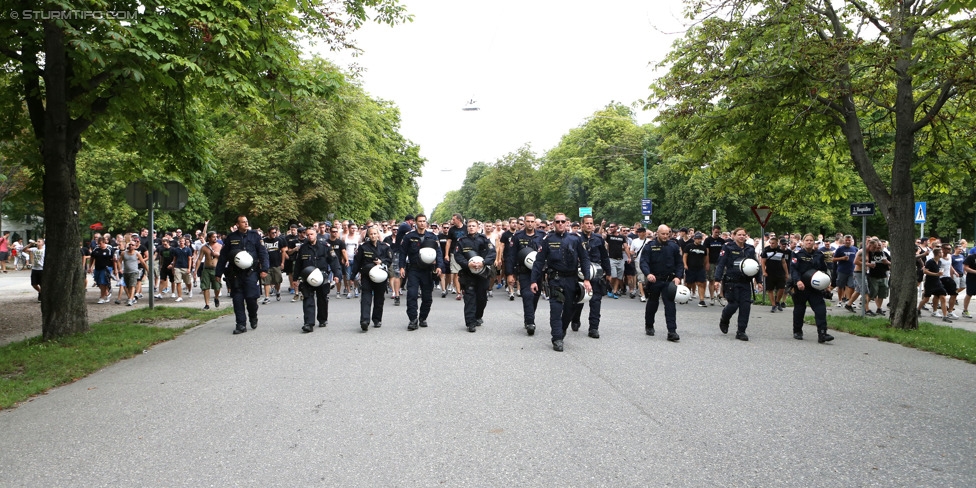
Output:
(547, 276), (578, 341)
(301, 281), (331, 326)
(462, 276), (489, 326)
(720, 282), (753, 332)
(406, 268), (435, 321)
(228, 271), (260, 328)
(360, 279), (386, 324)
(518, 273), (541, 325)
(792, 288), (828, 333)
(573, 278), (605, 330)
(644, 281), (678, 332)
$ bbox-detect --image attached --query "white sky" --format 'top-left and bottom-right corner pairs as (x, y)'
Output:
(319, 0), (689, 215)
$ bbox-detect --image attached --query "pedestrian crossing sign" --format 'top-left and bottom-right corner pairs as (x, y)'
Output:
(914, 202), (926, 223)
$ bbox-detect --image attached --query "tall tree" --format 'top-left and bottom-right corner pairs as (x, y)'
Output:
(0, 0), (409, 339)
(652, 0), (976, 329)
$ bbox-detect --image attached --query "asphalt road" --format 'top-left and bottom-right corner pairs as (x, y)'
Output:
(2, 284), (975, 487)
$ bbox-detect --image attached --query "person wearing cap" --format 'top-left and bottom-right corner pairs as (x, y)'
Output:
(714, 227), (762, 341)
(639, 224), (684, 342)
(215, 215), (270, 334)
(761, 235), (791, 313)
(684, 232), (709, 307)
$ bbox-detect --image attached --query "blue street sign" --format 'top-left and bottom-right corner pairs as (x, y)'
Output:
(578, 207), (593, 217)
(641, 199), (652, 215)
(914, 202), (926, 223)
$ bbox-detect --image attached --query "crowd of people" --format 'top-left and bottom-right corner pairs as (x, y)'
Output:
(4, 213), (975, 349)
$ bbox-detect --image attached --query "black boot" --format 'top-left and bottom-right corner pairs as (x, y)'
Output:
(818, 329), (834, 343)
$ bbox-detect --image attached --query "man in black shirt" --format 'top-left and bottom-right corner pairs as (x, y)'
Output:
(684, 232), (709, 307)
(605, 224), (628, 298)
(761, 236), (791, 313)
(261, 226), (287, 303)
(703, 226), (725, 304)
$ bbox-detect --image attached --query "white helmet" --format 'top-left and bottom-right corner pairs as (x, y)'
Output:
(575, 282), (593, 304)
(234, 251), (253, 270)
(523, 251), (537, 269)
(810, 271), (831, 290)
(737, 258), (760, 277)
(468, 256), (487, 275)
(368, 265), (389, 283)
(674, 284), (692, 304)
(419, 247), (437, 264)
(578, 263), (600, 281)
(304, 267), (324, 287)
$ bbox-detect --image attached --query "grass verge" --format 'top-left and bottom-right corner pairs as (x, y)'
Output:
(0, 306), (231, 409)
(815, 314), (976, 364)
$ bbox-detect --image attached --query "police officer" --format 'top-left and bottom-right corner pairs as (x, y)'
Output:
(572, 215), (611, 339)
(639, 224), (684, 342)
(454, 219), (497, 333)
(714, 227), (763, 341)
(294, 226), (342, 333)
(505, 212), (545, 335)
(399, 213), (445, 330)
(215, 215), (270, 335)
(351, 226), (393, 332)
(790, 233), (834, 343)
(530, 212), (592, 352)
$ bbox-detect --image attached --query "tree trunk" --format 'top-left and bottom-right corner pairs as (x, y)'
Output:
(40, 21), (88, 339)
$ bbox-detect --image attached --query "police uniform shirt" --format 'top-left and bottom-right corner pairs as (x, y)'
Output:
(297, 239), (341, 277)
(507, 230), (544, 275)
(530, 231), (591, 283)
(639, 238), (684, 281)
(455, 233), (496, 278)
(790, 248), (828, 286)
(216, 230), (270, 277)
(581, 231), (612, 276)
(715, 241), (757, 282)
(352, 240), (392, 277)
(400, 230), (444, 271)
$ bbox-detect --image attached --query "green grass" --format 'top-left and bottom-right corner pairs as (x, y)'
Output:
(0, 306), (231, 409)
(815, 314), (976, 364)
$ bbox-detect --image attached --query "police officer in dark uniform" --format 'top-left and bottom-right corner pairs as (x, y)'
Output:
(639, 224), (684, 342)
(790, 233), (834, 343)
(714, 227), (762, 341)
(454, 219), (497, 333)
(530, 212), (592, 352)
(351, 225), (393, 331)
(294, 226), (342, 333)
(505, 212), (545, 336)
(399, 214), (445, 331)
(215, 215), (270, 335)
(572, 215), (611, 338)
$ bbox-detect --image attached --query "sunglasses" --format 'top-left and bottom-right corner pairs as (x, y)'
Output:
(553, 220), (567, 223)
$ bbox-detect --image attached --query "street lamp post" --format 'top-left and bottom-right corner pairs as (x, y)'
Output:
(643, 149), (647, 199)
